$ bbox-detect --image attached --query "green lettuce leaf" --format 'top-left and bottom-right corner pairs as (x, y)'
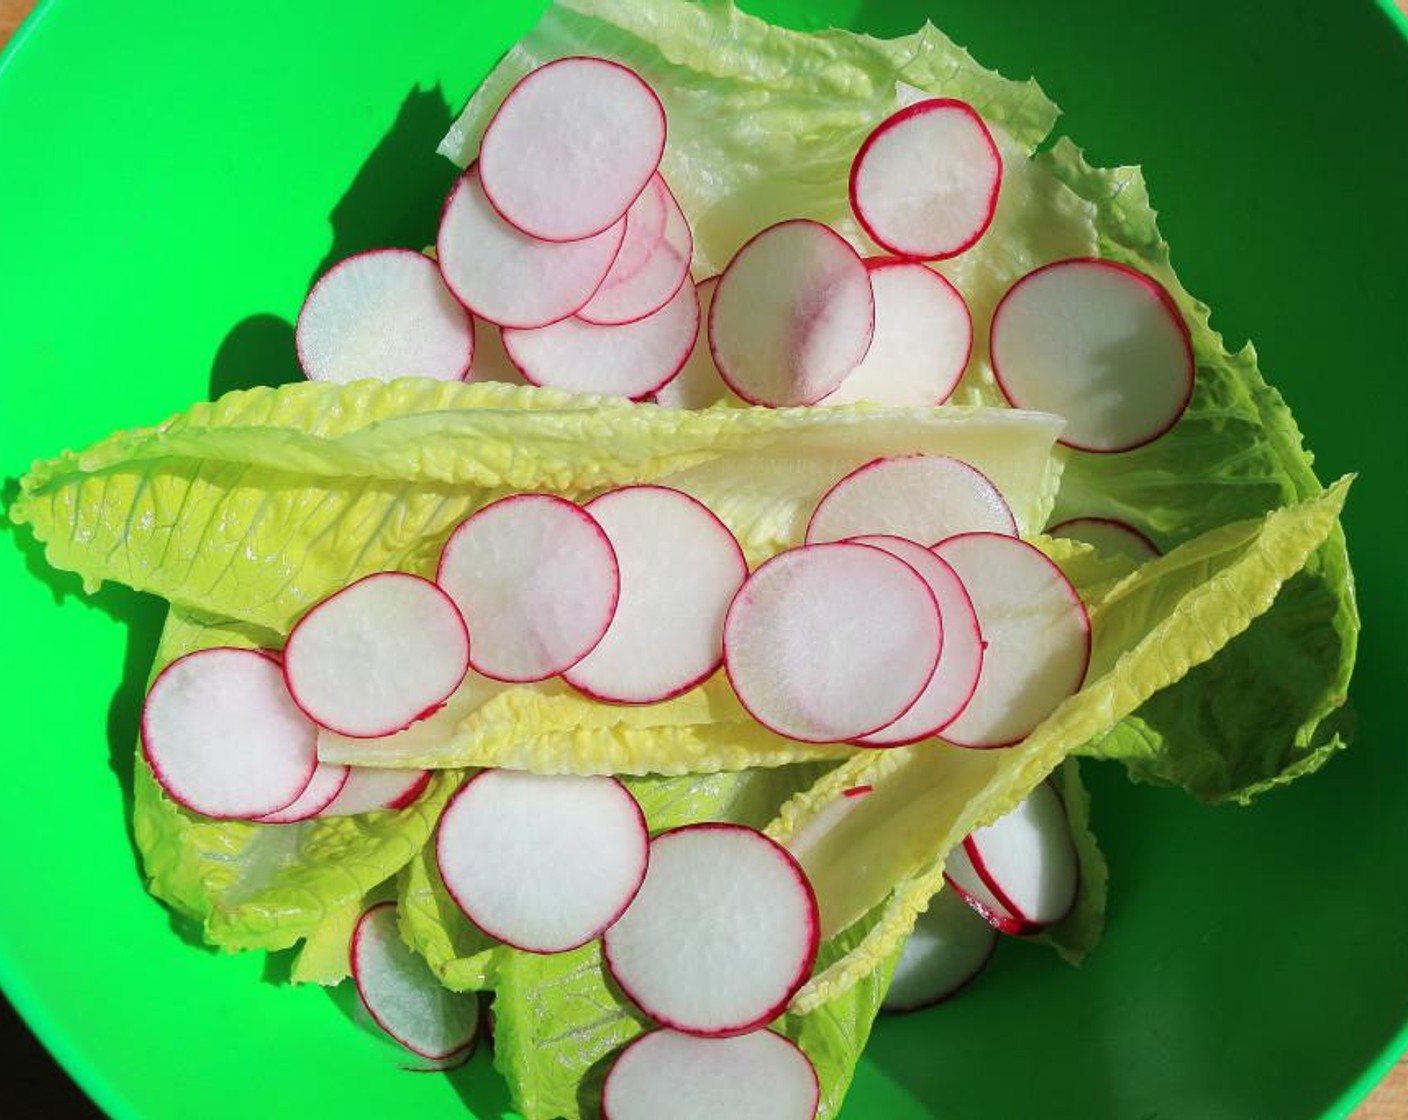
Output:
(1037, 758), (1107, 966)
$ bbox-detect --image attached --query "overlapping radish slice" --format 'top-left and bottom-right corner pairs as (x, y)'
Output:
(254, 761), (349, 824)
(960, 781), (1079, 930)
(846, 536), (982, 746)
(602, 1029), (819, 1120)
(141, 647), (319, 820)
(437, 770), (648, 953)
(502, 279), (699, 398)
(282, 572), (470, 739)
(652, 276), (726, 409)
(882, 885), (999, 1012)
(806, 454), (1017, 546)
(437, 163), (627, 329)
(295, 249), (474, 383)
(709, 219), (874, 407)
(1050, 516), (1161, 563)
(578, 175), (693, 326)
(820, 260), (972, 406)
(930, 534), (1090, 748)
(317, 766), (432, 817)
(479, 57), (666, 242)
(990, 257), (1194, 452)
(564, 486), (747, 704)
(944, 843), (1025, 935)
(437, 494), (620, 683)
(603, 824), (818, 1036)
(351, 901), (481, 1061)
(722, 542), (942, 744)
(849, 98), (1001, 261)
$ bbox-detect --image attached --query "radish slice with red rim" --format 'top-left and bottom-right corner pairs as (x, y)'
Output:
(254, 761), (350, 824)
(943, 843), (1027, 935)
(709, 219), (874, 407)
(882, 885), (999, 1012)
(961, 781), (1079, 930)
(722, 542), (942, 743)
(1049, 516), (1161, 563)
(931, 534), (1090, 748)
(990, 257), (1194, 452)
(295, 249), (474, 383)
(849, 98), (1001, 261)
(437, 770), (648, 953)
(437, 494), (620, 683)
(316, 766), (432, 817)
(141, 647), (319, 820)
(479, 57), (666, 243)
(806, 454), (1017, 546)
(283, 572), (471, 739)
(653, 277), (727, 409)
(578, 175), (693, 326)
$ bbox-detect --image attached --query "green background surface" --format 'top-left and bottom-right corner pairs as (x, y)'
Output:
(2, 1), (1406, 1117)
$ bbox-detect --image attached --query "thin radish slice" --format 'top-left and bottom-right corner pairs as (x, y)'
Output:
(990, 258), (1194, 452)
(254, 761), (350, 824)
(652, 277), (728, 409)
(931, 534), (1090, 748)
(402, 1043), (476, 1074)
(352, 901), (481, 1061)
(317, 766), (432, 817)
(1050, 516), (1161, 563)
(563, 486), (747, 704)
(436, 494), (620, 683)
(962, 782), (1079, 930)
(502, 279), (699, 399)
(820, 260), (972, 406)
(437, 770), (648, 953)
(806, 454), (1017, 546)
(709, 220), (875, 407)
(846, 536), (983, 746)
(602, 1029), (819, 1120)
(296, 249), (474, 383)
(578, 175), (693, 326)
(722, 542), (942, 744)
(882, 886), (999, 1012)
(479, 57), (666, 242)
(849, 98), (1001, 261)
(283, 573), (470, 739)
(943, 843), (1026, 935)
(142, 648), (319, 820)
(437, 163), (627, 330)
(603, 824), (818, 1036)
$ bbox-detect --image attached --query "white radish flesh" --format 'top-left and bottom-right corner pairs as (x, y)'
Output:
(317, 766), (432, 817)
(578, 175), (693, 326)
(806, 454), (1017, 546)
(142, 648), (319, 820)
(436, 769), (648, 953)
(943, 843), (1026, 935)
(478, 57), (666, 242)
(282, 573), (470, 739)
(882, 885), (999, 1012)
(722, 542), (942, 744)
(296, 249), (474, 383)
(437, 494), (620, 683)
(564, 486), (747, 704)
(602, 1029), (819, 1120)
(709, 220), (874, 407)
(652, 277), (729, 409)
(254, 761), (350, 824)
(990, 257), (1194, 452)
(849, 98), (1002, 261)
(931, 534), (1090, 748)
(964, 781), (1079, 929)
(603, 824), (818, 1036)
(1049, 516), (1161, 563)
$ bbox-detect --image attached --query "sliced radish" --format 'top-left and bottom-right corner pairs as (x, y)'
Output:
(502, 279), (699, 399)
(652, 277), (726, 409)
(254, 761), (350, 824)
(603, 824), (818, 1036)
(437, 770), (648, 953)
(722, 542), (942, 744)
(806, 454), (1017, 546)
(944, 843), (1026, 935)
(436, 494), (620, 683)
(931, 534), (1090, 748)
(602, 1029), (819, 1120)
(437, 163), (627, 330)
(141, 647), (319, 820)
(1050, 516), (1161, 563)
(351, 901), (481, 1060)
(846, 536), (982, 746)
(882, 885), (999, 1012)
(296, 249), (474, 383)
(282, 573), (470, 739)
(317, 766), (432, 817)
(849, 98), (1001, 261)
(820, 260), (971, 406)
(564, 486), (747, 704)
(990, 258), (1194, 453)
(578, 175), (693, 326)
(403, 1042), (476, 1073)
(708, 220), (875, 407)
(963, 782), (1079, 930)
(478, 57), (666, 242)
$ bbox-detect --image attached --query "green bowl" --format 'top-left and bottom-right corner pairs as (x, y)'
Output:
(2, 1), (1407, 1116)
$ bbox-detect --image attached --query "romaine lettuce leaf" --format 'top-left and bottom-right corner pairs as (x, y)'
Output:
(1038, 758), (1107, 966)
